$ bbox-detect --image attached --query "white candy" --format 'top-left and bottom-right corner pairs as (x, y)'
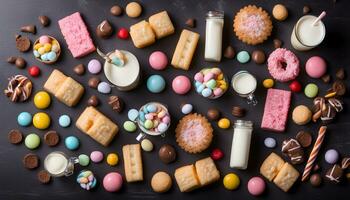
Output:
(264, 137), (276, 148)
(181, 103), (193, 114)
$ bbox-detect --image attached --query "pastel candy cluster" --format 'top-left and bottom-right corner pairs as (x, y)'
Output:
(33, 35), (60, 62)
(194, 67), (228, 99)
(76, 170), (97, 190)
(138, 103), (170, 134)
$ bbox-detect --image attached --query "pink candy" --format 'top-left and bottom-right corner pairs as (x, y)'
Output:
(149, 51), (168, 70)
(194, 73), (204, 82)
(90, 151), (103, 163)
(172, 75), (191, 95)
(204, 72), (214, 82)
(103, 172), (123, 192)
(213, 88), (223, 96)
(39, 35), (51, 44)
(247, 177), (265, 196)
(162, 116), (170, 124)
(305, 56), (327, 78)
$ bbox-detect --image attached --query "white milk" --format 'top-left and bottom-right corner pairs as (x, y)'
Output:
(291, 15), (325, 51)
(230, 120), (253, 169)
(232, 72), (257, 95)
(44, 152), (68, 176)
(205, 11), (224, 62)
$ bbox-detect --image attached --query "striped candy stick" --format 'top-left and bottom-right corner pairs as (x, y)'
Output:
(302, 126), (327, 181)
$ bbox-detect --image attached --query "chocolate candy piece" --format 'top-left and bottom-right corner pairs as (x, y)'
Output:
(303, 5), (311, 14)
(15, 35), (31, 52)
(88, 77), (100, 89)
(207, 108), (220, 121)
(73, 64), (85, 75)
(44, 130), (60, 147)
(321, 104), (336, 124)
(38, 15), (50, 27)
(7, 56), (17, 64)
(4, 75), (32, 102)
(281, 138), (305, 164)
(8, 129), (23, 144)
(296, 131), (312, 148)
(313, 164), (321, 171)
(231, 106), (246, 118)
(158, 144), (176, 164)
(185, 18), (196, 28)
(336, 68), (345, 80)
(20, 25), (36, 34)
(321, 74), (331, 83)
(23, 153), (39, 169)
(87, 95), (99, 107)
(224, 46), (235, 59)
(328, 98), (343, 112)
(110, 5), (123, 16)
(108, 96), (124, 113)
(15, 57), (26, 69)
(310, 173), (322, 187)
(251, 50), (266, 64)
(37, 170), (51, 184)
(341, 157), (350, 169)
(332, 80), (346, 96)
(325, 164), (343, 184)
(96, 20), (113, 39)
(273, 39), (283, 48)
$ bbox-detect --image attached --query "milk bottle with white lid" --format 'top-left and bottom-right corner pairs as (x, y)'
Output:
(205, 11), (224, 62)
(230, 120), (253, 169)
(291, 15), (326, 51)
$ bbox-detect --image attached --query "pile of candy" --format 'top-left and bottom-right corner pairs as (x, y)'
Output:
(76, 170), (97, 190)
(137, 102), (171, 134)
(194, 67), (228, 99)
(33, 35), (60, 64)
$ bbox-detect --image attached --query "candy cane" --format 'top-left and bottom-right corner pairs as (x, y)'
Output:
(302, 126), (327, 181)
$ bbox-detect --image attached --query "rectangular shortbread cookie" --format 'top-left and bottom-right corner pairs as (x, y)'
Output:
(123, 144), (143, 182)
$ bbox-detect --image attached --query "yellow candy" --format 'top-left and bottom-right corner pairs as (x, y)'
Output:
(263, 79), (274, 88)
(52, 39), (59, 46)
(106, 153), (118, 166)
(38, 47), (46, 55)
(219, 83), (228, 91)
(217, 73), (224, 80)
(223, 173), (240, 190)
(33, 112), (50, 129)
(34, 43), (43, 50)
(34, 91), (51, 109)
(43, 43), (52, 52)
(218, 118), (231, 129)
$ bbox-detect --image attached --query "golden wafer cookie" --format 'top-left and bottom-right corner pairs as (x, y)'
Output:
(123, 144), (143, 182)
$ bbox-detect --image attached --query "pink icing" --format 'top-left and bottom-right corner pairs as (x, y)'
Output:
(178, 118), (208, 148)
(267, 48), (300, 82)
(240, 13), (265, 38)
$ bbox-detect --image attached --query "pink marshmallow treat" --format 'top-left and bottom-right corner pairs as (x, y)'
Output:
(261, 89), (291, 132)
(58, 12), (96, 58)
(267, 48), (300, 82)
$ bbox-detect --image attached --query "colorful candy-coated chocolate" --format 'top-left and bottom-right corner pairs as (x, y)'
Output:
(88, 59), (102, 74)
(123, 121), (137, 132)
(211, 148), (224, 160)
(304, 83), (318, 98)
(138, 103), (171, 134)
(25, 133), (40, 149)
(59, 114), (71, 127)
(106, 153), (118, 166)
(117, 28), (129, 39)
(247, 177), (265, 196)
(324, 149), (339, 164)
(172, 75), (191, 95)
(237, 51), (250, 63)
(223, 173), (240, 190)
(97, 82), (111, 94)
(141, 139), (153, 152)
(17, 112), (32, 126)
(34, 91), (51, 109)
(103, 172), (123, 192)
(39, 35), (51, 44)
(181, 104), (193, 114)
(218, 118), (231, 129)
(157, 123), (168, 132)
(128, 109), (139, 121)
(305, 56), (327, 78)
(194, 68), (227, 99)
(149, 51), (168, 70)
(289, 80), (302, 92)
(264, 137), (276, 148)
(146, 104), (157, 113)
(32, 112), (50, 129)
(77, 170), (97, 190)
(78, 154), (90, 166)
(28, 66), (40, 77)
(262, 79), (274, 88)
(147, 75), (166, 93)
(65, 136), (80, 150)
(90, 151), (104, 163)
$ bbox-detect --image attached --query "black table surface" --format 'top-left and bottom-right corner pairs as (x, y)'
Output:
(0, 0), (349, 199)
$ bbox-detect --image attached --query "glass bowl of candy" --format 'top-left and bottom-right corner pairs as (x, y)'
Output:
(136, 102), (171, 137)
(193, 67), (228, 99)
(33, 35), (61, 64)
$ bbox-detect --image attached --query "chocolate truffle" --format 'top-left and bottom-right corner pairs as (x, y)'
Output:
(7, 56), (17, 64)
(296, 131), (312, 148)
(332, 80), (346, 96)
(232, 106), (246, 118)
(224, 46), (235, 59)
(73, 64), (85, 75)
(303, 6), (311, 14)
(87, 95), (99, 107)
(158, 144), (176, 164)
(252, 50), (266, 64)
(325, 164), (343, 184)
(110, 5), (123, 16)
(38, 15), (50, 27)
(185, 18), (196, 28)
(207, 108), (220, 121)
(96, 20), (113, 39)
(273, 39), (283, 48)
(88, 77), (100, 89)
(321, 74), (331, 83)
(310, 173), (322, 187)
(15, 57), (26, 69)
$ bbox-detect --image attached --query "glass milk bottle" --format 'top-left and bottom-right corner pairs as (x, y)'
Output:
(205, 11), (224, 62)
(230, 120), (253, 169)
(291, 15), (326, 51)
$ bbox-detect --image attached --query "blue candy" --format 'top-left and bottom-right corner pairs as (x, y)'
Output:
(33, 50), (40, 58)
(146, 75), (166, 93)
(196, 84), (205, 93)
(146, 104), (157, 113)
(195, 81), (202, 87)
(97, 82), (111, 94)
(139, 111), (146, 122)
(236, 51), (250, 64)
(40, 53), (48, 61)
(128, 109), (139, 121)
(264, 137), (276, 148)
(59, 114), (71, 128)
(65, 136), (80, 150)
(201, 88), (212, 97)
(47, 51), (57, 61)
(17, 112), (32, 127)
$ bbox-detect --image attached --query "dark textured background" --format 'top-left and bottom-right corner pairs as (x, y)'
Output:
(0, 0), (349, 199)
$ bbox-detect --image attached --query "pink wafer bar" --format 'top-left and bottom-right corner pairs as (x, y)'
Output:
(261, 89), (291, 132)
(58, 12), (96, 58)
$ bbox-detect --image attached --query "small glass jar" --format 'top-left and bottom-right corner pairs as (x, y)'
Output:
(44, 151), (79, 177)
(205, 11), (224, 62)
(230, 120), (253, 169)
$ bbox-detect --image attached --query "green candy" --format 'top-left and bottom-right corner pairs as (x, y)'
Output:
(144, 120), (153, 129)
(78, 154), (90, 166)
(123, 121), (137, 132)
(206, 79), (217, 89)
(304, 83), (319, 98)
(25, 133), (40, 149)
(236, 51), (250, 63)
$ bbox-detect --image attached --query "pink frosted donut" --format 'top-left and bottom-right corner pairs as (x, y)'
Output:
(267, 48), (300, 82)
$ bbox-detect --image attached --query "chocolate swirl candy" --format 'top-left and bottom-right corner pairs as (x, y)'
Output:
(4, 75), (32, 102)
(325, 164), (343, 184)
(282, 138), (305, 164)
(341, 157), (350, 169)
(312, 97), (343, 124)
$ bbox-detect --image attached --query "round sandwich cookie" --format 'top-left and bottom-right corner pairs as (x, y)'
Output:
(151, 171), (172, 193)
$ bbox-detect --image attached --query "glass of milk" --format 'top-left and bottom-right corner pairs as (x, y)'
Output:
(291, 15), (326, 51)
(44, 151), (79, 177)
(204, 11), (224, 62)
(231, 71), (258, 105)
(230, 120), (253, 169)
